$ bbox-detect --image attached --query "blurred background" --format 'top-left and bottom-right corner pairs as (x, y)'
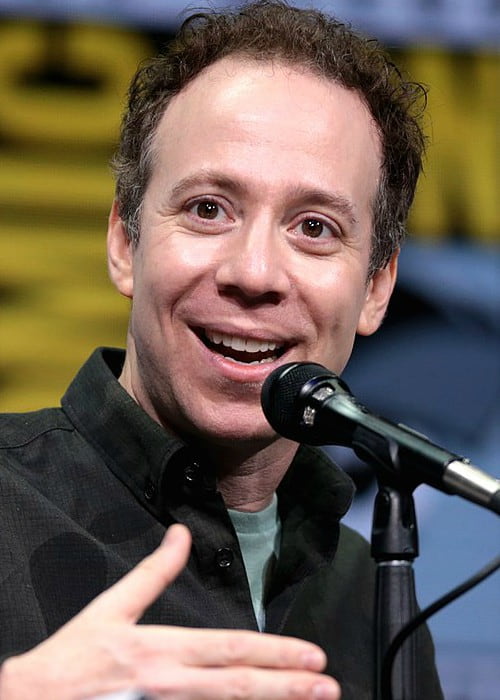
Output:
(0, 1), (498, 697)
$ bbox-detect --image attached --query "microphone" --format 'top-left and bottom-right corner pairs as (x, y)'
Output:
(261, 362), (500, 515)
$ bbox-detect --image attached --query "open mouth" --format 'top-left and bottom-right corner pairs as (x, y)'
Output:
(196, 328), (287, 365)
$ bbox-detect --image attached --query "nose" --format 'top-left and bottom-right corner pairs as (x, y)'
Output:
(214, 219), (291, 303)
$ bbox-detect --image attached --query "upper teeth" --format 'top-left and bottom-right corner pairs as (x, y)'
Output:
(206, 330), (279, 353)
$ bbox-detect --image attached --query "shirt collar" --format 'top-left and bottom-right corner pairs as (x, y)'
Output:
(61, 347), (354, 531)
(61, 347), (217, 522)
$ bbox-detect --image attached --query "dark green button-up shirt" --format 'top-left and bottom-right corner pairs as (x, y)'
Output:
(0, 348), (442, 699)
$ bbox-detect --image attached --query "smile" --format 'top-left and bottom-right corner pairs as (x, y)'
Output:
(198, 329), (287, 364)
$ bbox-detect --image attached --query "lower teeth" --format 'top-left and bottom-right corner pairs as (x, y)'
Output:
(224, 356), (276, 365)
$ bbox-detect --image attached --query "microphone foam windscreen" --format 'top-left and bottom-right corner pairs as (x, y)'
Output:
(261, 362), (328, 437)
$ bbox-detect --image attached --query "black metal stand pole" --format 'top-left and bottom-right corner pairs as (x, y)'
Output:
(372, 484), (419, 700)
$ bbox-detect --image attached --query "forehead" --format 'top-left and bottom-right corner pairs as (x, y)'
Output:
(149, 56), (382, 210)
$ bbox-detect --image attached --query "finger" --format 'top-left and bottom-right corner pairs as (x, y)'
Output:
(137, 627), (327, 672)
(90, 524), (192, 622)
(147, 666), (341, 700)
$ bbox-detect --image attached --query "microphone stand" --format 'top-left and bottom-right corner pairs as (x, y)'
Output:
(353, 432), (420, 700)
(372, 483), (419, 700)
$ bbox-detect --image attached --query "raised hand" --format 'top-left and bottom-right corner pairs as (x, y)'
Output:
(0, 525), (340, 700)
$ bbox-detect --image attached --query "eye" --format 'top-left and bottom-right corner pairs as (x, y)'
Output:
(182, 196), (234, 234)
(301, 218), (329, 238)
(288, 213), (343, 255)
(185, 197), (233, 227)
(194, 200), (221, 220)
(298, 217), (339, 240)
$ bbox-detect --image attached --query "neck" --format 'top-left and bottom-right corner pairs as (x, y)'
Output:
(119, 342), (298, 511)
(204, 437), (299, 512)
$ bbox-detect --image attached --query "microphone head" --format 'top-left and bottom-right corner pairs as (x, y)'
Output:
(261, 362), (338, 442)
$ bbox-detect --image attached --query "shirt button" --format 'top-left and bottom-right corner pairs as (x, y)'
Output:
(144, 479), (156, 501)
(215, 547), (234, 569)
(184, 461), (200, 483)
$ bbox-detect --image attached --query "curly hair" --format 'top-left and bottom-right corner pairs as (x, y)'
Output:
(112, 0), (427, 274)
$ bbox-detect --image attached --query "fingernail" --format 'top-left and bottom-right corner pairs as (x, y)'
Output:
(312, 682), (339, 700)
(302, 649), (326, 670)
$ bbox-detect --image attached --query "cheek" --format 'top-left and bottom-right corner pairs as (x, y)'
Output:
(304, 264), (368, 329)
(133, 245), (194, 308)
(140, 234), (219, 296)
(301, 267), (369, 370)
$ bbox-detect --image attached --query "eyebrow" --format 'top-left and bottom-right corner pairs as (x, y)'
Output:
(170, 170), (244, 200)
(170, 169), (358, 226)
(287, 185), (358, 226)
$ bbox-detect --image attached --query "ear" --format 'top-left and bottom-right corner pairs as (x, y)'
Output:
(357, 251), (399, 336)
(107, 200), (134, 299)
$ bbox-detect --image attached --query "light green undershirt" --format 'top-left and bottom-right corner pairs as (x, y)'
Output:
(228, 493), (281, 631)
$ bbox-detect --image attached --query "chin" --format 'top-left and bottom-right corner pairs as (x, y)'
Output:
(185, 414), (278, 449)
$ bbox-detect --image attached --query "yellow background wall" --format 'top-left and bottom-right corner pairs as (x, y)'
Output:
(0, 20), (498, 411)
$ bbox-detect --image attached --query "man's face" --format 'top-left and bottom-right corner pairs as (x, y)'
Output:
(108, 57), (397, 446)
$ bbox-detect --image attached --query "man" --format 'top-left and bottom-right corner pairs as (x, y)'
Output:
(0, 2), (442, 698)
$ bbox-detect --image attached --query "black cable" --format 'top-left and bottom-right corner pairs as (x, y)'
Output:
(380, 553), (500, 700)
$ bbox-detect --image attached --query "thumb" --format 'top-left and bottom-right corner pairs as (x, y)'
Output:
(89, 524), (191, 623)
